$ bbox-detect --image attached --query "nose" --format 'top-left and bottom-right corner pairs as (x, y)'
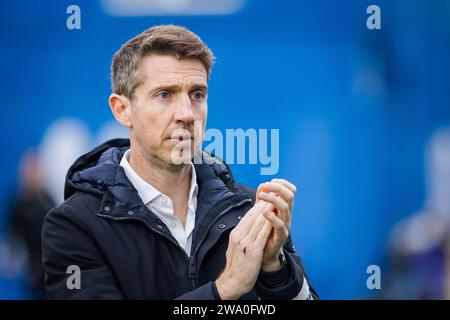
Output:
(174, 93), (195, 124)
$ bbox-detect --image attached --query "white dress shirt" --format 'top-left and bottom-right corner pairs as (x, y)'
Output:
(120, 150), (198, 256)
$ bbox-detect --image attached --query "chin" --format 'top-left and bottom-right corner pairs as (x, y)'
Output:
(165, 143), (195, 166)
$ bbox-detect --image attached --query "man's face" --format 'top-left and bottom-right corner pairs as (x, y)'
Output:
(129, 54), (208, 168)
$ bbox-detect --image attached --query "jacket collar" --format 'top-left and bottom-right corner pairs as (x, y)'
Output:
(65, 139), (251, 236)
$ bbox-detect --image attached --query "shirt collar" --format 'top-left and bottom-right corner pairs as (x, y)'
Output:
(119, 149), (198, 206)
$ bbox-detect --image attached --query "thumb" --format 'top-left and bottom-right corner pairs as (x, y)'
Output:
(256, 183), (270, 202)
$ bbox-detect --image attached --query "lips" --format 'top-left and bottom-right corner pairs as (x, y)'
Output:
(167, 131), (193, 141)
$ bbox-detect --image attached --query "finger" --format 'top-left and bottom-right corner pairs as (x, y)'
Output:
(255, 184), (265, 202)
(241, 214), (266, 246)
(263, 182), (294, 223)
(261, 182), (294, 210)
(252, 220), (273, 251)
(258, 191), (290, 225)
(263, 210), (286, 231)
(232, 200), (273, 240)
(271, 178), (297, 194)
(234, 200), (267, 233)
(263, 210), (289, 243)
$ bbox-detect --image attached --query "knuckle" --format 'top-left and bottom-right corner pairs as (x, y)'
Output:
(269, 182), (279, 190)
(261, 192), (270, 200)
(265, 210), (274, 220)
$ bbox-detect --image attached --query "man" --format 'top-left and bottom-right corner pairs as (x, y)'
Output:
(9, 149), (55, 298)
(42, 25), (317, 300)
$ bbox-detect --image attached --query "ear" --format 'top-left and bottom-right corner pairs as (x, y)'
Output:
(109, 93), (132, 128)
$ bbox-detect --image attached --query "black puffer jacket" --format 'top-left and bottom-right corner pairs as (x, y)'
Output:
(42, 139), (317, 299)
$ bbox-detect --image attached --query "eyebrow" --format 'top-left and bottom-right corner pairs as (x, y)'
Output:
(148, 83), (208, 96)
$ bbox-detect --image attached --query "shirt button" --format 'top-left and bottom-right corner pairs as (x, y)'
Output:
(127, 210), (134, 215)
(170, 223), (176, 228)
(237, 216), (242, 220)
(218, 224), (226, 229)
(104, 206), (110, 212)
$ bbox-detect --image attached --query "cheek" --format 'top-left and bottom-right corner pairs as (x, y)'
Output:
(131, 108), (162, 140)
(194, 107), (207, 134)
(196, 104), (207, 124)
(203, 104), (208, 119)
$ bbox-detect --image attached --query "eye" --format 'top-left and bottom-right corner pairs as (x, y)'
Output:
(157, 91), (171, 100)
(190, 91), (205, 101)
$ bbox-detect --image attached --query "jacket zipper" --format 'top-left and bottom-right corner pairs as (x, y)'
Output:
(98, 197), (252, 290)
(189, 198), (252, 288)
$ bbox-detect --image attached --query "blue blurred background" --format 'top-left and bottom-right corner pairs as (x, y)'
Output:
(1, 0), (450, 299)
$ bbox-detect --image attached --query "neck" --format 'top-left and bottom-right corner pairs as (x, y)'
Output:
(127, 146), (192, 203)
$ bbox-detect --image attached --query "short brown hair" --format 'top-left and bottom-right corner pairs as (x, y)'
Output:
(111, 25), (215, 100)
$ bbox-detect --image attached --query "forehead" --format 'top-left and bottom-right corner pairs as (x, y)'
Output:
(139, 54), (208, 87)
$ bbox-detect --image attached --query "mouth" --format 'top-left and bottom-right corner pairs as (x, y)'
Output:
(167, 138), (192, 145)
(167, 132), (193, 141)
